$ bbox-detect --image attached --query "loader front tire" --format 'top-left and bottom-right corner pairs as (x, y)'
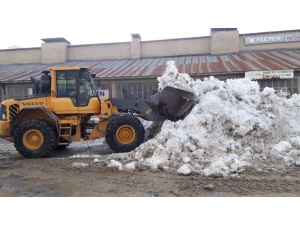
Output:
(14, 119), (58, 158)
(105, 114), (144, 153)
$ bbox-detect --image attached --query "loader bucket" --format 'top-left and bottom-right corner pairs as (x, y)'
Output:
(150, 86), (197, 122)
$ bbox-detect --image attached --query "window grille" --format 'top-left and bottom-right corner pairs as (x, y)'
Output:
(116, 83), (158, 100)
(257, 78), (300, 96)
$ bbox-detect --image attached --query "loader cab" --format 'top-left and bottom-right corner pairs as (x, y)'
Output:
(55, 68), (98, 107)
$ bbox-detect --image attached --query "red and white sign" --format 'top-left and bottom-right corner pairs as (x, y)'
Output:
(245, 70), (294, 80)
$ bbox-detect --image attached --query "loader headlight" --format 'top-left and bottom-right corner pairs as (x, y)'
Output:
(0, 104), (7, 121)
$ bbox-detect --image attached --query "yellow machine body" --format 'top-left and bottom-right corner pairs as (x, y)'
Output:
(0, 66), (196, 158)
(0, 67), (118, 145)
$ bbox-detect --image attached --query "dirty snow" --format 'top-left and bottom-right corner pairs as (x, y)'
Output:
(72, 162), (89, 167)
(70, 154), (103, 158)
(106, 159), (138, 172)
(101, 60), (300, 177)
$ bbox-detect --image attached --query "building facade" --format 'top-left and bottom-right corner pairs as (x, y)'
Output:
(1, 28), (300, 102)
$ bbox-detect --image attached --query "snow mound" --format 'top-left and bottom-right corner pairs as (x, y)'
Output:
(72, 162), (88, 167)
(157, 60), (196, 94)
(107, 159), (138, 172)
(106, 61), (300, 177)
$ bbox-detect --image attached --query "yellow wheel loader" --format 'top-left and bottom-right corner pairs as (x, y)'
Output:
(0, 67), (197, 158)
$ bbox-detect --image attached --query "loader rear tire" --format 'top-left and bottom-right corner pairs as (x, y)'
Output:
(105, 114), (144, 153)
(13, 119), (58, 158)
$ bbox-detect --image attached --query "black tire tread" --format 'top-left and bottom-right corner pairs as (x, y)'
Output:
(13, 119), (58, 158)
(105, 114), (144, 153)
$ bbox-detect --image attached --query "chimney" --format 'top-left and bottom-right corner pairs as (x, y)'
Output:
(131, 33), (141, 59)
(41, 37), (70, 64)
(210, 28), (239, 54)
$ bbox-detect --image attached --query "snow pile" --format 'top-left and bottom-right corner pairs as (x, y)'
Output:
(157, 61), (196, 94)
(72, 162), (88, 167)
(105, 61), (300, 177)
(70, 154), (102, 158)
(0, 140), (18, 158)
(107, 159), (138, 172)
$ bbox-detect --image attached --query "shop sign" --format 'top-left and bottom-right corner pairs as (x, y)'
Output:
(245, 33), (300, 45)
(285, 33), (300, 42)
(245, 70), (294, 80)
(245, 35), (284, 45)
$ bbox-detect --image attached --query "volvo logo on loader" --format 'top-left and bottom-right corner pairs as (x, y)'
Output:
(22, 102), (44, 106)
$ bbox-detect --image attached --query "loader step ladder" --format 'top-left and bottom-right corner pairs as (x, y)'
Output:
(58, 123), (72, 145)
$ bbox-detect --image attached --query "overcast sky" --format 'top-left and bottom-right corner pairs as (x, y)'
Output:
(0, 0), (299, 49)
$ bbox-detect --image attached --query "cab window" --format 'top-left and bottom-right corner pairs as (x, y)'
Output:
(56, 71), (78, 106)
(78, 70), (97, 106)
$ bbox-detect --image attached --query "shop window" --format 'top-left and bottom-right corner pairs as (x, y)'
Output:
(257, 78), (300, 95)
(8, 87), (32, 99)
(116, 83), (158, 100)
(258, 80), (266, 91)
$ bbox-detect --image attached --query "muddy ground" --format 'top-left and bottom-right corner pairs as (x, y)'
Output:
(1, 138), (300, 197)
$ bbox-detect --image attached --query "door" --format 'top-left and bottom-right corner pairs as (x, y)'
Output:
(53, 70), (79, 114)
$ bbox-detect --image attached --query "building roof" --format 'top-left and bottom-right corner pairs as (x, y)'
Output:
(1, 49), (300, 82)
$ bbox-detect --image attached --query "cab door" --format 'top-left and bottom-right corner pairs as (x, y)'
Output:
(77, 70), (101, 115)
(52, 70), (79, 114)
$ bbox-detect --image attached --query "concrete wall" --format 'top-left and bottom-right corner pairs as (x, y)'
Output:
(68, 42), (131, 61)
(0, 48), (41, 65)
(141, 37), (210, 58)
(1, 29), (300, 65)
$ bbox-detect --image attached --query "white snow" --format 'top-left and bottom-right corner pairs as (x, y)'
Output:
(72, 162), (88, 167)
(70, 154), (103, 158)
(106, 159), (138, 172)
(177, 164), (192, 175)
(123, 161), (138, 172)
(107, 160), (122, 170)
(69, 60), (300, 178)
(157, 60), (196, 94)
(94, 158), (101, 163)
